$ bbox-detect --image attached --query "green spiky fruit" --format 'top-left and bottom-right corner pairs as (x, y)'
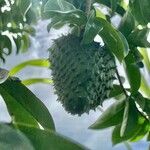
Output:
(49, 34), (116, 115)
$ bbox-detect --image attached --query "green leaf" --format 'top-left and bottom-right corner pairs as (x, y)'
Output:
(118, 31), (129, 52)
(112, 98), (146, 145)
(119, 11), (135, 38)
(126, 64), (141, 93)
(65, 0), (86, 11)
(110, 0), (118, 14)
(9, 59), (50, 76)
(82, 10), (103, 44)
(13, 36), (22, 54)
(17, 124), (85, 150)
(43, 10), (87, 28)
(44, 0), (76, 13)
(112, 125), (129, 145)
(97, 17), (129, 62)
(133, 92), (146, 110)
(0, 78), (55, 130)
(43, 0), (87, 28)
(133, 93), (150, 119)
(129, 0), (150, 25)
(0, 34), (12, 61)
(18, 0), (32, 19)
(89, 100), (125, 129)
(95, 0), (125, 16)
(0, 85), (39, 127)
(47, 17), (62, 32)
(22, 78), (53, 86)
(0, 68), (9, 84)
(128, 28), (150, 48)
(112, 117), (148, 145)
(120, 99), (140, 137)
(130, 120), (149, 142)
(0, 35), (12, 55)
(95, 8), (106, 20)
(125, 52), (141, 93)
(109, 84), (124, 98)
(0, 124), (34, 150)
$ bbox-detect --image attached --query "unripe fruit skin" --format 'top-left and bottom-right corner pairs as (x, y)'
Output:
(49, 34), (116, 115)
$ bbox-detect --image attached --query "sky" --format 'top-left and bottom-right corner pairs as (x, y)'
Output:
(0, 20), (149, 150)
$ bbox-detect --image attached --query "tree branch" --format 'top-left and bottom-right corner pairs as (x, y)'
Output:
(115, 68), (128, 98)
(85, 0), (92, 16)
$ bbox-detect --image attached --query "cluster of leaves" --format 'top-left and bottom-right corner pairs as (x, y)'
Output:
(43, 0), (150, 146)
(0, 0), (86, 149)
(0, 76), (85, 149)
(0, 57), (87, 149)
(0, 0), (42, 61)
(0, 0), (150, 149)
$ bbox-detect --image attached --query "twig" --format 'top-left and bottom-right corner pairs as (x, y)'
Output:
(85, 0), (92, 16)
(115, 68), (128, 98)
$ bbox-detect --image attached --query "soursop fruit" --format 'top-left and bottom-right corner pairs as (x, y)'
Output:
(49, 34), (116, 115)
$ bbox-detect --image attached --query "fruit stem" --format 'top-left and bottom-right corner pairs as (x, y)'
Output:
(85, 0), (92, 16)
(115, 68), (128, 98)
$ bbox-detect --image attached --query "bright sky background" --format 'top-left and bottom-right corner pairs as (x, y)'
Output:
(0, 20), (149, 150)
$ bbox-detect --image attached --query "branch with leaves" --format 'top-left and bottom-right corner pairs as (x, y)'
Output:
(0, 0), (150, 149)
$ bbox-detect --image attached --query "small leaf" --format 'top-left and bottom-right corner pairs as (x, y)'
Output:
(133, 93), (150, 119)
(128, 28), (150, 48)
(22, 78), (53, 86)
(112, 97), (146, 145)
(43, 10), (87, 28)
(109, 84), (124, 98)
(0, 86), (39, 127)
(130, 120), (150, 142)
(112, 117), (148, 145)
(95, 8), (106, 20)
(9, 59), (50, 76)
(18, 0), (32, 20)
(120, 99), (141, 137)
(0, 35), (12, 55)
(112, 125), (129, 145)
(0, 124), (34, 150)
(97, 17), (129, 62)
(13, 37), (22, 54)
(65, 0), (86, 11)
(119, 11), (135, 37)
(0, 34), (12, 61)
(82, 10), (103, 44)
(89, 100), (125, 129)
(95, 0), (125, 16)
(43, 0), (87, 29)
(125, 52), (141, 93)
(129, 0), (150, 25)
(44, 0), (76, 13)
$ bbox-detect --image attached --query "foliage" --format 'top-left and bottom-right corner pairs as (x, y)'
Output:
(0, 0), (40, 61)
(0, 0), (150, 149)
(44, 0), (150, 146)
